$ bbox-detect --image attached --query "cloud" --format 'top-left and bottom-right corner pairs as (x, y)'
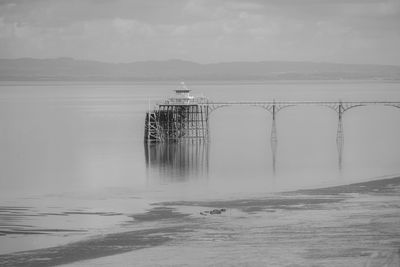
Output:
(0, 0), (399, 64)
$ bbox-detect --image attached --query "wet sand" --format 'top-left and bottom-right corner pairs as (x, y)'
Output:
(1, 176), (400, 266)
(0, 226), (191, 267)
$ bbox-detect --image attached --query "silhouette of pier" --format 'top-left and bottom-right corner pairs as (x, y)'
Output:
(145, 87), (400, 171)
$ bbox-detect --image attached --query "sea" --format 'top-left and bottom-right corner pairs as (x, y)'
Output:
(1, 81), (400, 266)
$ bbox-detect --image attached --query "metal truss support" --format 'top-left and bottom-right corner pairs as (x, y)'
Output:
(145, 104), (209, 143)
(205, 106), (210, 142)
(144, 111), (163, 143)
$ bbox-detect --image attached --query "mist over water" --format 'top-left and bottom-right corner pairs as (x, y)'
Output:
(1, 81), (400, 256)
(1, 81), (400, 198)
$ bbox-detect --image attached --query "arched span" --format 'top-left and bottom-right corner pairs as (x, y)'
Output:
(206, 101), (400, 117)
(146, 99), (400, 171)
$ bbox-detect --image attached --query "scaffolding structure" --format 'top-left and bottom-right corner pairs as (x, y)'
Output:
(144, 88), (209, 143)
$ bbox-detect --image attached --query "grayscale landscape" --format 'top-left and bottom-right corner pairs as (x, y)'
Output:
(0, 0), (399, 266)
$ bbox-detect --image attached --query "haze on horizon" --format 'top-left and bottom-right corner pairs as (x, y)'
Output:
(0, 0), (399, 65)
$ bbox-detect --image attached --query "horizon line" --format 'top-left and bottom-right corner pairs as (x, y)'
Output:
(1, 57), (400, 67)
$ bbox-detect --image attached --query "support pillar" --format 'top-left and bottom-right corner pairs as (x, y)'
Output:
(206, 106), (210, 142)
(271, 103), (278, 175)
(336, 102), (344, 170)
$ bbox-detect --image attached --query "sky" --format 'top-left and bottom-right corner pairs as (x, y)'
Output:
(0, 0), (399, 64)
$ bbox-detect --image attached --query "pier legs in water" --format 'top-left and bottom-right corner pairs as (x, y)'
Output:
(270, 104), (278, 175)
(271, 118), (278, 175)
(336, 103), (344, 171)
(269, 102), (345, 173)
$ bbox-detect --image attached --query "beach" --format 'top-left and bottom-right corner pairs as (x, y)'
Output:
(1, 176), (399, 266)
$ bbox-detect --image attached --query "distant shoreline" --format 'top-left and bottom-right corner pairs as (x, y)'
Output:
(1, 78), (399, 82)
(1, 79), (399, 85)
(1, 58), (400, 82)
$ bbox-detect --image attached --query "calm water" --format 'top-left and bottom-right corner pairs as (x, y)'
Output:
(1, 81), (400, 254)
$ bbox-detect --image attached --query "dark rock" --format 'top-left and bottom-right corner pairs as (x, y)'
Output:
(200, 208), (227, 216)
(210, 209), (221, 215)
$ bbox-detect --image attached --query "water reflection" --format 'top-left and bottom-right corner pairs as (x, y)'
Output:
(145, 141), (209, 182)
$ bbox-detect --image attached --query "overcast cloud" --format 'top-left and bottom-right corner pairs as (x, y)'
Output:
(0, 0), (399, 64)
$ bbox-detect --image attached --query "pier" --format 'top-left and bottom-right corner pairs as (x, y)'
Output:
(145, 87), (400, 170)
(145, 88), (209, 142)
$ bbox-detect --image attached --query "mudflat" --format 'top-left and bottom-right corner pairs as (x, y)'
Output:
(1, 176), (400, 266)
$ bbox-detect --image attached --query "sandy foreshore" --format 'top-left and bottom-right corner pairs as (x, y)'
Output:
(1, 176), (400, 266)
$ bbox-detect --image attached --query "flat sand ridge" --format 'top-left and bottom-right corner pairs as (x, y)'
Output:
(1, 176), (399, 267)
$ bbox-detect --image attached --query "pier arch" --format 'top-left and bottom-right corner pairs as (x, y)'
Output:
(144, 89), (400, 171)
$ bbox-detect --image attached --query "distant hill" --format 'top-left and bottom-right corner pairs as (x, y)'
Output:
(0, 58), (399, 81)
